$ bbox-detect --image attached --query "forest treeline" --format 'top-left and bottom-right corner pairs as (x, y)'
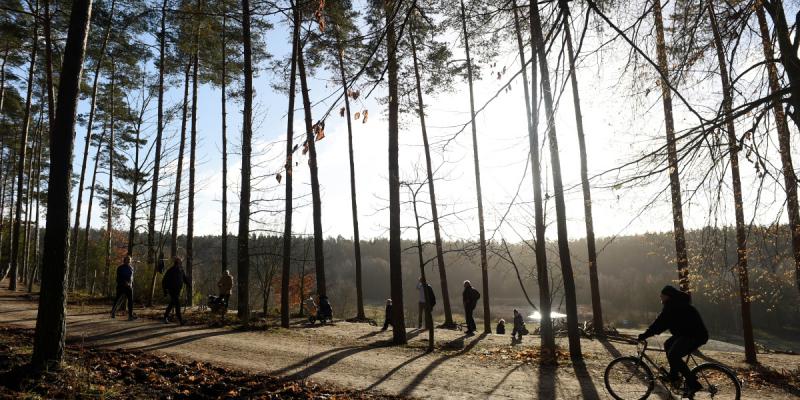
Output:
(2, 0), (800, 369)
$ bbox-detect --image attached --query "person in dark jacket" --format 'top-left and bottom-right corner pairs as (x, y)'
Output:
(462, 280), (480, 335)
(511, 309), (527, 341)
(162, 257), (189, 325)
(638, 285), (709, 396)
(317, 295), (333, 324)
(111, 255), (136, 320)
(381, 299), (393, 331)
(495, 319), (506, 335)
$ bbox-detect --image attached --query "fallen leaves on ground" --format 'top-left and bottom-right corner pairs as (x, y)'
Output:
(0, 327), (400, 399)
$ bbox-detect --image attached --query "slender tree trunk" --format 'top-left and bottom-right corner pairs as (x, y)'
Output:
(297, 31), (326, 298)
(10, 5), (39, 291)
(186, 20), (200, 307)
(707, 0), (756, 364)
(104, 61), (116, 297)
(762, 0), (800, 128)
(0, 47), (8, 267)
(412, 189), (434, 351)
(31, 0), (92, 369)
(70, 0), (114, 291)
(410, 25), (453, 328)
(335, 38), (365, 320)
(147, 0), (168, 306)
(3, 171), (15, 278)
(22, 114), (42, 285)
(281, 3), (299, 328)
(238, 0), (254, 324)
(653, 0), (690, 292)
(385, 0), (406, 345)
(127, 100), (145, 256)
(221, 3), (229, 275)
(170, 64), (191, 259)
(756, 5), (800, 295)
(42, 0), (54, 127)
(86, 124), (106, 294)
(530, 2), (582, 361)
(558, 0), (603, 331)
(519, 0), (555, 353)
(28, 131), (43, 292)
(459, 0), (491, 334)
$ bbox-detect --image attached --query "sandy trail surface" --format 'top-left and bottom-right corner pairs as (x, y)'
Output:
(1, 288), (797, 399)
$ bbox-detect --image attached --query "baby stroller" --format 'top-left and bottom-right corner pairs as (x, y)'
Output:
(207, 295), (229, 315)
(306, 295), (333, 325)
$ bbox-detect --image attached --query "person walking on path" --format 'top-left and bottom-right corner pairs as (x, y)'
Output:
(111, 255), (136, 320)
(163, 257), (189, 325)
(217, 269), (233, 307)
(511, 309), (527, 342)
(381, 299), (393, 331)
(416, 277), (427, 329)
(462, 280), (480, 335)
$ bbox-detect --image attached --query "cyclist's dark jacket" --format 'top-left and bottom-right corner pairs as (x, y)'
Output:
(642, 288), (708, 342)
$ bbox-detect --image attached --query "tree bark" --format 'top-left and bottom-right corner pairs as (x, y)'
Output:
(28, 129), (43, 292)
(147, 0), (169, 306)
(707, 0), (756, 364)
(10, 4), (38, 291)
(70, 0), (114, 292)
(297, 30), (326, 298)
(519, 0), (555, 353)
(755, 4), (800, 295)
(86, 123), (106, 293)
(31, 0), (92, 369)
(653, 0), (690, 292)
(558, 0), (603, 331)
(238, 0), (254, 324)
(280, 2), (299, 328)
(170, 64), (191, 259)
(386, 0), (406, 345)
(127, 86), (146, 256)
(104, 60), (116, 297)
(530, 1), (582, 361)
(459, 0), (491, 334)
(410, 23), (453, 328)
(22, 112), (42, 286)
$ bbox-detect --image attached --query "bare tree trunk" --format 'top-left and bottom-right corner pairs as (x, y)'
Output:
(653, 0), (690, 292)
(186, 15), (200, 307)
(221, 3), (229, 275)
(530, 1), (582, 361)
(707, 0), (756, 364)
(127, 90), (145, 256)
(22, 114), (42, 286)
(170, 64), (191, 259)
(459, 0), (491, 334)
(147, 0), (168, 307)
(559, 0), (603, 331)
(71, 0), (114, 292)
(762, 0), (800, 128)
(104, 61), (116, 297)
(410, 24), (453, 328)
(10, 4), (38, 291)
(755, 5), (800, 295)
(28, 131), (43, 292)
(385, 0), (406, 345)
(31, 0), (92, 369)
(297, 31), (326, 298)
(238, 0), (254, 324)
(518, 0), (555, 353)
(280, 2), (299, 328)
(335, 39), (365, 320)
(85, 123), (106, 294)
(412, 187), (434, 352)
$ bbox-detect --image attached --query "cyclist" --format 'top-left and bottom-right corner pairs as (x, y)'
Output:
(638, 285), (708, 397)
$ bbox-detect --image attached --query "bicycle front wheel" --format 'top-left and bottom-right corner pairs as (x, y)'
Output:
(604, 356), (655, 400)
(691, 363), (741, 400)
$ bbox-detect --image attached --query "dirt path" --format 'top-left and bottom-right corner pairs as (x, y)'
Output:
(1, 288), (797, 399)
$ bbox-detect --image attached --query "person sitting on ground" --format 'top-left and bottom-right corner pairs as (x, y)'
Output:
(638, 285), (709, 398)
(381, 299), (393, 331)
(217, 269), (233, 308)
(317, 295), (333, 324)
(496, 319), (506, 335)
(162, 256), (189, 325)
(111, 255), (136, 320)
(511, 309), (527, 341)
(303, 296), (317, 324)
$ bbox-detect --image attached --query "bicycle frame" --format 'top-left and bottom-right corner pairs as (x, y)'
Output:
(635, 339), (702, 391)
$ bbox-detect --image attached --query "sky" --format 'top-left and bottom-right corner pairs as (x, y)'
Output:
(62, 1), (797, 247)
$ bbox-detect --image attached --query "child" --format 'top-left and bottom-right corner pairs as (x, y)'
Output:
(512, 309), (528, 341)
(496, 319), (506, 335)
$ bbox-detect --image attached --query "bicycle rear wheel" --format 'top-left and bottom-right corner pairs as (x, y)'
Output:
(691, 363), (741, 400)
(604, 356), (654, 400)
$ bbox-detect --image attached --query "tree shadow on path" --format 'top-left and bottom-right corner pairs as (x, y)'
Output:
(397, 333), (487, 397)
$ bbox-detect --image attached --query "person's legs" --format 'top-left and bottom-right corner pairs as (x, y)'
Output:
(172, 292), (184, 324)
(666, 336), (699, 388)
(111, 287), (124, 317)
(125, 286), (134, 318)
(418, 302), (423, 328)
(465, 308), (476, 333)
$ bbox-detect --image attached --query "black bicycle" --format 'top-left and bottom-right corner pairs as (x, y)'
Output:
(604, 339), (741, 399)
